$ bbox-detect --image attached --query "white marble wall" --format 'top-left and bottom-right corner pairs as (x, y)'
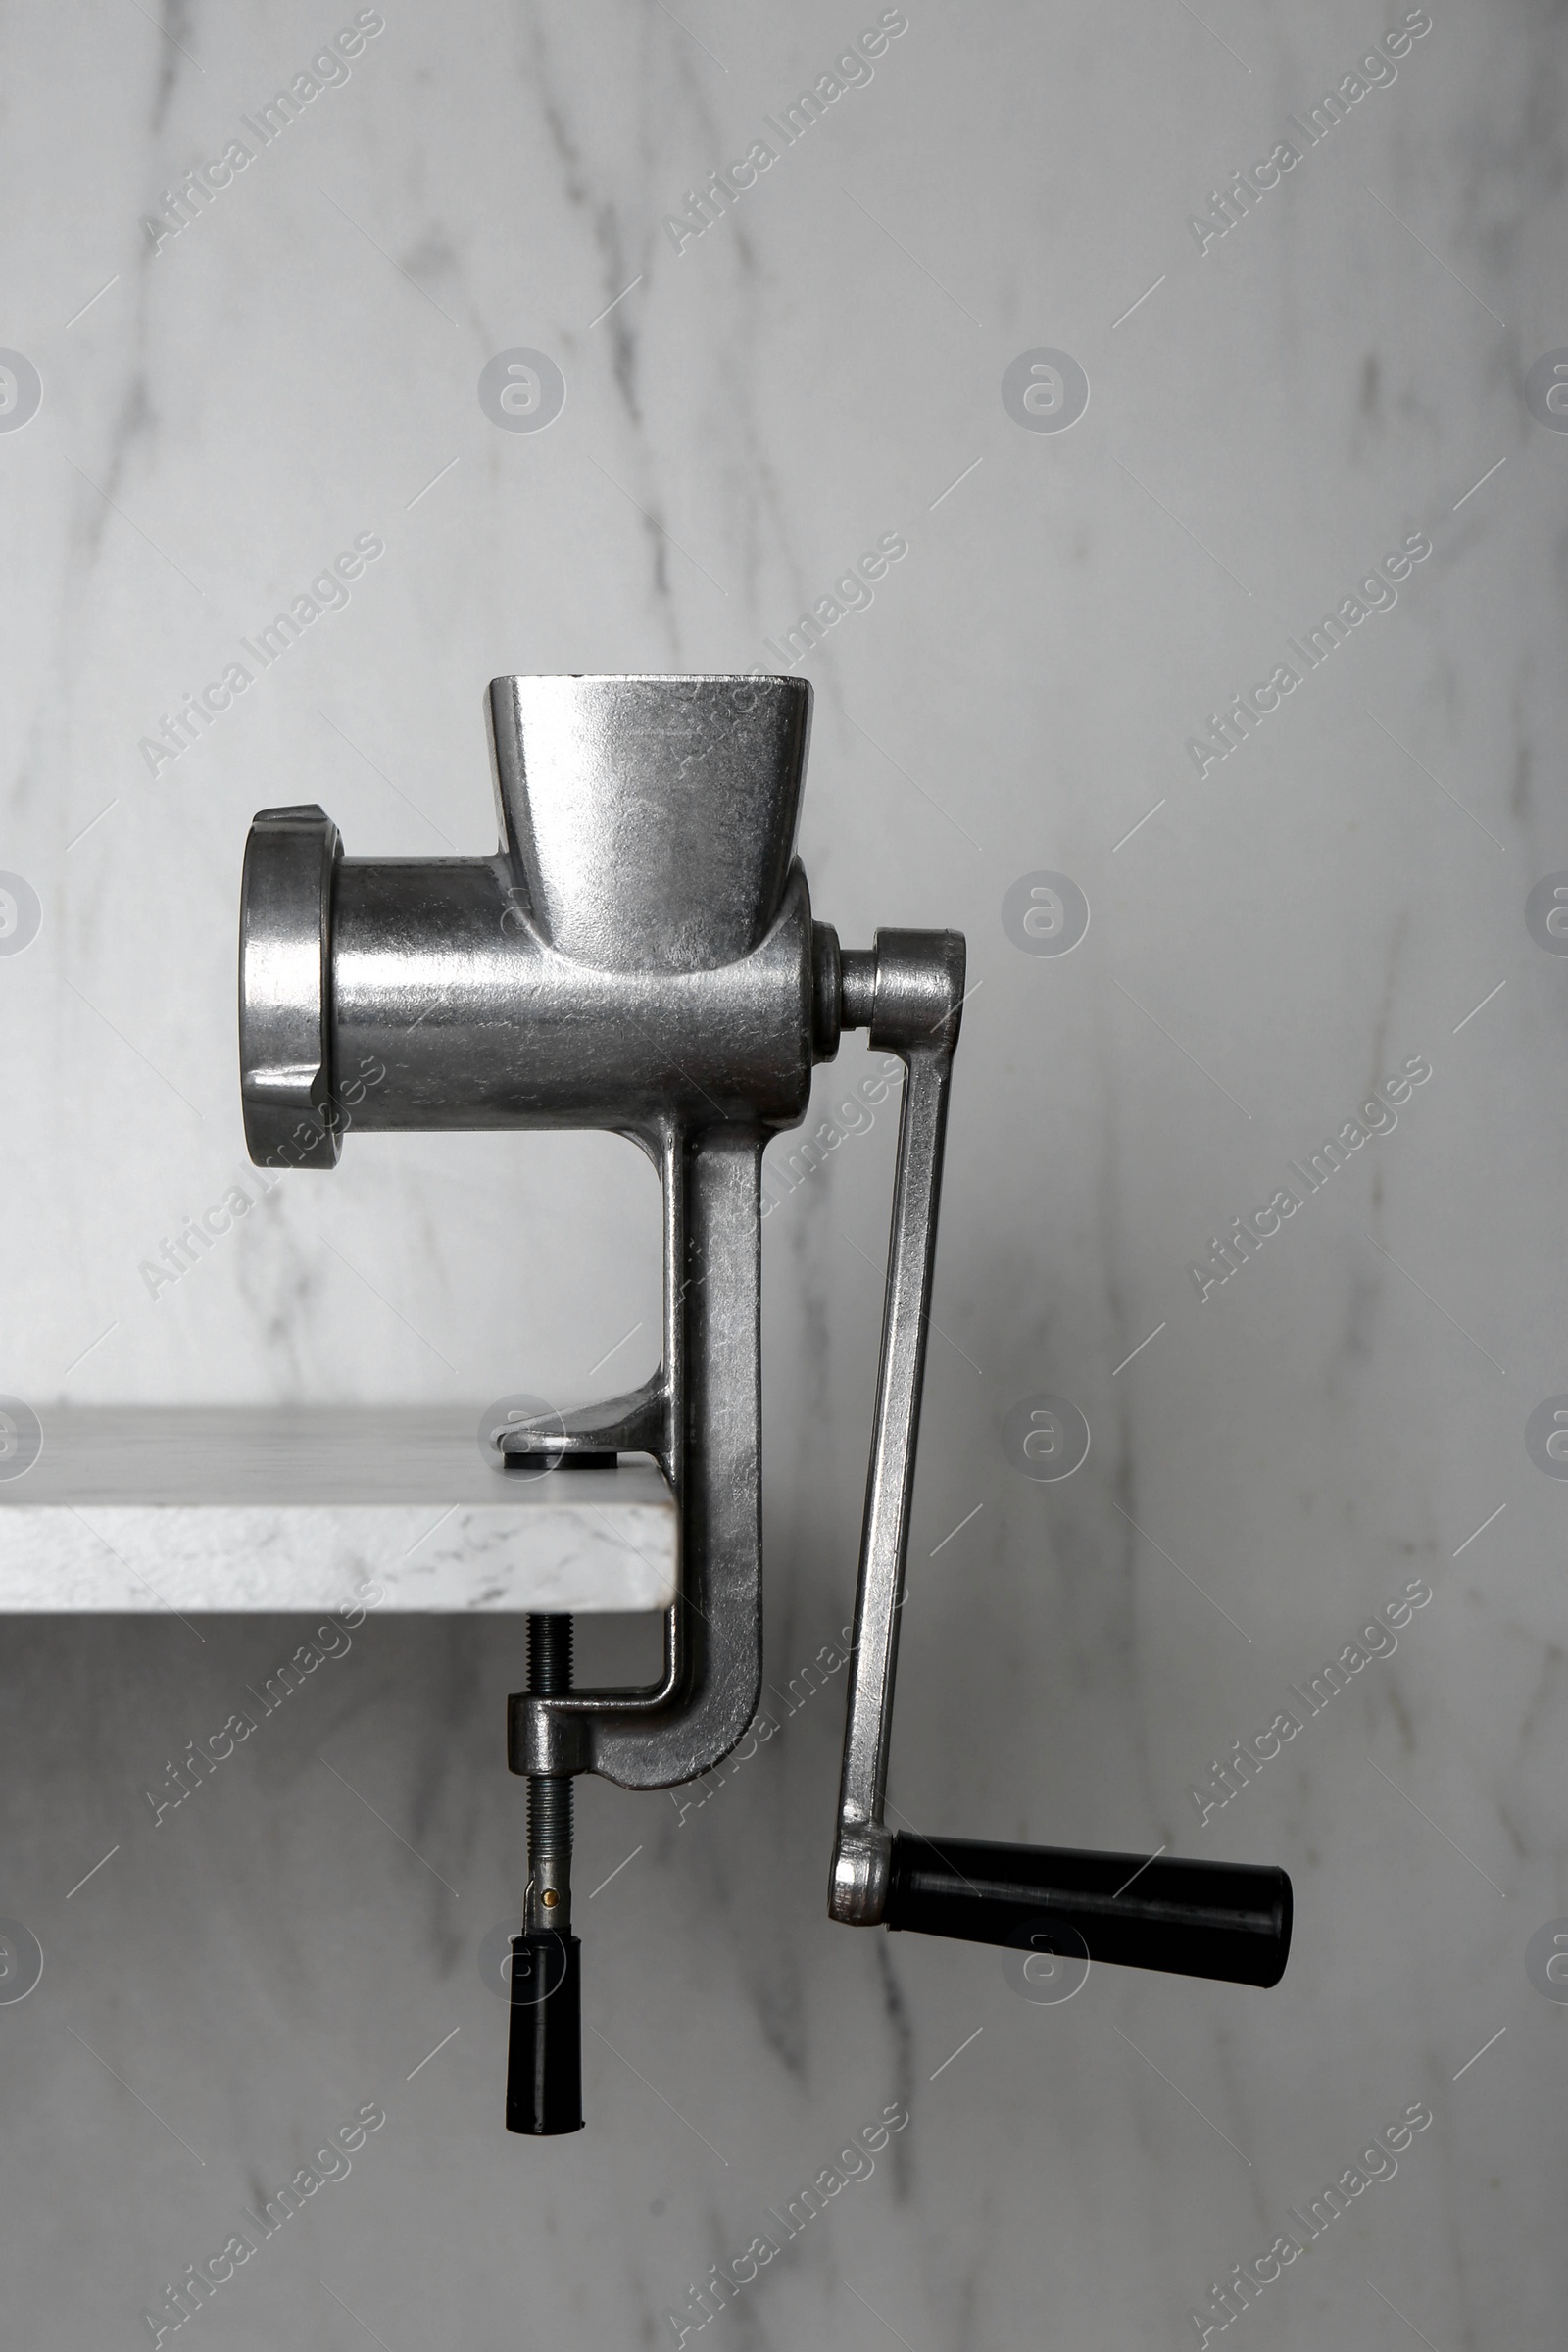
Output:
(0, 0), (1563, 2342)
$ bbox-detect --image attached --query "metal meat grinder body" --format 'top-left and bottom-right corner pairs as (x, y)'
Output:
(237, 674), (1291, 2136)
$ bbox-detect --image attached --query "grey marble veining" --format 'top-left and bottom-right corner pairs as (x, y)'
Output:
(0, 0), (1563, 2345)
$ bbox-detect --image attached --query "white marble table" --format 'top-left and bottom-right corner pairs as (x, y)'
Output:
(0, 1408), (676, 1612)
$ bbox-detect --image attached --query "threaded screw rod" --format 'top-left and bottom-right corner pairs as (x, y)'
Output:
(525, 1614), (573, 1933)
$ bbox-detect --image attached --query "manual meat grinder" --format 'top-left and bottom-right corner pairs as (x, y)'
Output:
(238, 674), (1291, 2135)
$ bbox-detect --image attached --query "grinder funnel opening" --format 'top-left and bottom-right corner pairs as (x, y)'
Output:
(487, 673), (811, 973)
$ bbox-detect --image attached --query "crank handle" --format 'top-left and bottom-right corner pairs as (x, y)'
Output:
(883, 1835), (1290, 1987)
(827, 936), (1294, 1992)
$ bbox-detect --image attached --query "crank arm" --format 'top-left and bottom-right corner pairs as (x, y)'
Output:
(828, 935), (1292, 1991)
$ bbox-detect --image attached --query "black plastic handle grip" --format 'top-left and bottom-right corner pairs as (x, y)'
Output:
(884, 1835), (1291, 1988)
(506, 1932), (584, 2134)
